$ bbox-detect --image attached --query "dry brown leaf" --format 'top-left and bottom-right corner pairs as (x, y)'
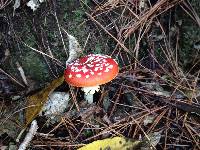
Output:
(25, 75), (64, 125)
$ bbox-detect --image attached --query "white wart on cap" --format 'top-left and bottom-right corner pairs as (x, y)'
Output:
(64, 54), (119, 87)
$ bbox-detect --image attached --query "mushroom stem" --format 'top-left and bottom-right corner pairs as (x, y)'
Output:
(81, 86), (100, 104)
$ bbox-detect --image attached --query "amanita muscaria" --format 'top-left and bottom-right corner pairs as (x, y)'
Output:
(64, 54), (119, 103)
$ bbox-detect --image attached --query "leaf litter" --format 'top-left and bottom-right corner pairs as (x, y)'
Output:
(1, 0), (200, 149)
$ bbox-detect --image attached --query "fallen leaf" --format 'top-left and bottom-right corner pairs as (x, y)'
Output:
(40, 91), (70, 124)
(140, 131), (162, 149)
(26, 0), (40, 11)
(25, 75), (64, 126)
(63, 31), (83, 65)
(78, 137), (141, 150)
(13, 0), (20, 11)
(78, 131), (162, 150)
(143, 115), (156, 126)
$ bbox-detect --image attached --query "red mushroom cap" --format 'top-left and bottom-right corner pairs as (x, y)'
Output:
(64, 54), (119, 87)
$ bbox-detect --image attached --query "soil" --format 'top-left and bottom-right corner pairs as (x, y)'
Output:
(0, 0), (200, 149)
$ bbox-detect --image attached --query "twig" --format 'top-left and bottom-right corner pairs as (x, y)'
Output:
(0, 68), (25, 87)
(18, 120), (38, 150)
(23, 42), (64, 68)
(16, 61), (28, 86)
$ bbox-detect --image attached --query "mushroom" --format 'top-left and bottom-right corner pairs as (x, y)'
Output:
(64, 54), (119, 104)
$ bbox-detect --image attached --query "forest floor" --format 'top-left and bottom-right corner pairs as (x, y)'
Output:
(0, 0), (200, 149)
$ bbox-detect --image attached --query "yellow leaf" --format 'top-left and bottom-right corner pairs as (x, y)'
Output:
(25, 75), (64, 126)
(78, 137), (141, 150)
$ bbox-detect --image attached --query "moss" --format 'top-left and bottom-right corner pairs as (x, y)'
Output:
(178, 2), (200, 72)
(21, 51), (50, 83)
